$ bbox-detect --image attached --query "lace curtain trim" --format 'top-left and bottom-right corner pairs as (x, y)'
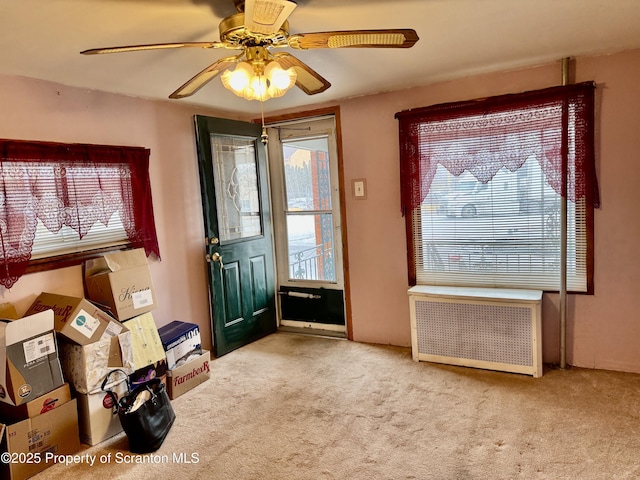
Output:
(396, 82), (598, 215)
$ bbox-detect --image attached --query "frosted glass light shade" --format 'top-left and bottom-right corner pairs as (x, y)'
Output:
(221, 62), (253, 92)
(221, 60), (297, 101)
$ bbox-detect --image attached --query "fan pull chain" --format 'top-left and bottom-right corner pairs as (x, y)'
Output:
(260, 99), (268, 145)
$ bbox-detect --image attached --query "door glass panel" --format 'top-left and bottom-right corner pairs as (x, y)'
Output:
(283, 137), (335, 282)
(287, 213), (335, 282)
(283, 138), (332, 211)
(211, 135), (262, 241)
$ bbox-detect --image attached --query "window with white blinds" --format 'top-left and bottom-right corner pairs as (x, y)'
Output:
(414, 157), (587, 291)
(397, 83), (597, 293)
(0, 139), (160, 288)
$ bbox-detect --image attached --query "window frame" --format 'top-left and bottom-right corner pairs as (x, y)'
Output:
(0, 138), (160, 288)
(25, 243), (131, 275)
(267, 115), (345, 290)
(396, 83), (597, 294)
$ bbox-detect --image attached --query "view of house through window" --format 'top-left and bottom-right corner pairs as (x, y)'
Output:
(416, 156), (586, 291)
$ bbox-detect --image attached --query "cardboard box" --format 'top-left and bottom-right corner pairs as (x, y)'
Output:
(123, 312), (167, 388)
(0, 398), (80, 480)
(166, 350), (210, 400)
(0, 383), (72, 424)
(0, 303), (18, 320)
(58, 329), (134, 394)
(25, 292), (125, 346)
(84, 248), (157, 320)
(75, 375), (129, 446)
(158, 321), (202, 370)
(123, 312), (166, 370)
(0, 311), (64, 406)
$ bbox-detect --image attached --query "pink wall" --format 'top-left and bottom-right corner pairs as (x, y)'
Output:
(336, 49), (640, 373)
(1, 47), (639, 373)
(0, 73), (245, 352)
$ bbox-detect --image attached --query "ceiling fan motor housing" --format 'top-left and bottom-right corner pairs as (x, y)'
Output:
(220, 13), (290, 47)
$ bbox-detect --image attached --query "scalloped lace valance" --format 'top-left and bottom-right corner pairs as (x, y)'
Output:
(396, 82), (599, 215)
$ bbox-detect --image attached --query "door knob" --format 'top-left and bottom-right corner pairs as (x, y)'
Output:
(211, 252), (224, 270)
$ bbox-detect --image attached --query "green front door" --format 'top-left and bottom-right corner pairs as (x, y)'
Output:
(194, 115), (276, 357)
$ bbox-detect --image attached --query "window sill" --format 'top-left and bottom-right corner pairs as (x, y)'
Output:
(25, 243), (131, 275)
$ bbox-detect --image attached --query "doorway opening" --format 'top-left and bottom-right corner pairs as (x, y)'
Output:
(266, 115), (348, 337)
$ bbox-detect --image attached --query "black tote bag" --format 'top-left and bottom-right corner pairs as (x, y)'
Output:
(102, 369), (176, 453)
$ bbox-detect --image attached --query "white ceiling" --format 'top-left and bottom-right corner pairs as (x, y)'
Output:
(2, 0), (640, 116)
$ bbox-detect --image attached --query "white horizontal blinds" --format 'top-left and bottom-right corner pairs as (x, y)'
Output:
(570, 197), (588, 291)
(31, 211), (128, 259)
(415, 164), (586, 290)
(30, 161), (130, 260)
(566, 105), (588, 291)
(413, 100), (587, 291)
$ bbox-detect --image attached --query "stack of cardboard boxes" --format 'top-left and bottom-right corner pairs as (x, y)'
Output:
(78, 248), (164, 445)
(0, 309), (81, 480)
(0, 248), (211, 479)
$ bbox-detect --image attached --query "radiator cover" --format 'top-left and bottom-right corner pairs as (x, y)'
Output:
(409, 286), (543, 377)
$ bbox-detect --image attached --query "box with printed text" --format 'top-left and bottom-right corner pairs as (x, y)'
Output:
(0, 383), (72, 423)
(0, 395), (80, 480)
(75, 373), (129, 446)
(25, 292), (125, 346)
(0, 310), (64, 406)
(158, 320), (202, 370)
(84, 248), (157, 321)
(166, 350), (210, 400)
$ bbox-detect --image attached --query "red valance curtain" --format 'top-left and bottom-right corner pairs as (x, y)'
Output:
(395, 82), (598, 215)
(0, 139), (160, 288)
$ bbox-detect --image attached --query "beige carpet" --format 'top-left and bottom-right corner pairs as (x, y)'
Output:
(33, 332), (640, 480)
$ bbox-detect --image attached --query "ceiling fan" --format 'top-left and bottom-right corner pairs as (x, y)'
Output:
(81, 0), (419, 102)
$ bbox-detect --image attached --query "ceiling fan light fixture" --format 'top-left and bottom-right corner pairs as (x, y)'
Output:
(221, 59), (297, 101)
(80, 0), (419, 102)
(264, 60), (297, 95)
(221, 61), (253, 91)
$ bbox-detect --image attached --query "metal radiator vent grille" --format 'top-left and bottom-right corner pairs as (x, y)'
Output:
(415, 300), (532, 367)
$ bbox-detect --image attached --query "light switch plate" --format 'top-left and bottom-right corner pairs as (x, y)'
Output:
(352, 178), (367, 199)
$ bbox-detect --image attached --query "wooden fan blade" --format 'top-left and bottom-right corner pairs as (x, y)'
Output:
(169, 55), (242, 99)
(243, 0), (297, 35)
(81, 42), (229, 55)
(288, 29), (419, 49)
(273, 53), (331, 95)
